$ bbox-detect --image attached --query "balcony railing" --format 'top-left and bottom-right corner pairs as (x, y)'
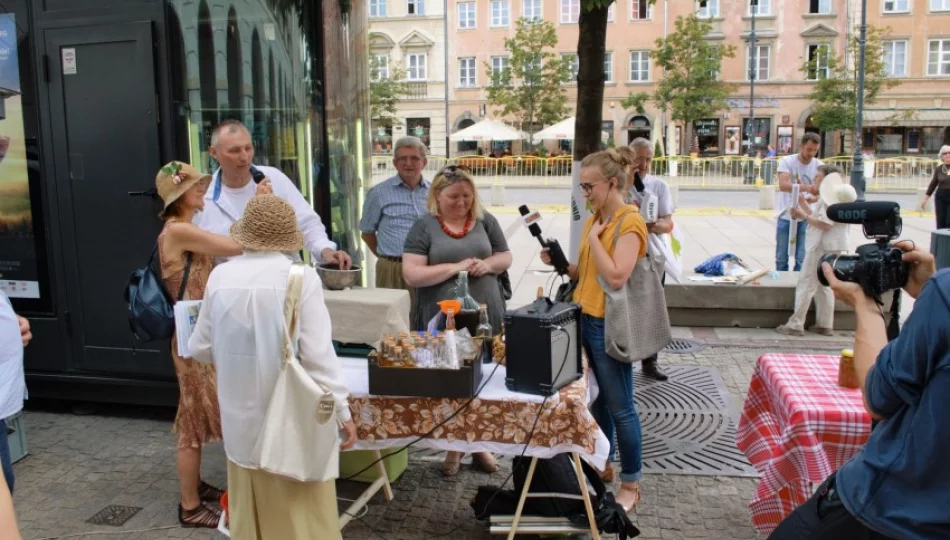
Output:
(406, 82), (428, 99)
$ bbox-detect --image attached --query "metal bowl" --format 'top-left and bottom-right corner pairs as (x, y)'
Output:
(316, 264), (361, 290)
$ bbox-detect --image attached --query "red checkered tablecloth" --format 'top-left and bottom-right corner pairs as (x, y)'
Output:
(736, 354), (872, 534)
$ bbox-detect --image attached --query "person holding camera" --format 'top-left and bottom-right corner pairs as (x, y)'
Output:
(768, 242), (950, 539)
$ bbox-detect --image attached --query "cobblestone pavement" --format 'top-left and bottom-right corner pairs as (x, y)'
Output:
(13, 341), (851, 540)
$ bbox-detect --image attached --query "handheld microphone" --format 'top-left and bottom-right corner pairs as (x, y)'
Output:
(519, 205), (570, 276)
(826, 201), (900, 224)
(632, 171), (645, 193)
(250, 165), (266, 184)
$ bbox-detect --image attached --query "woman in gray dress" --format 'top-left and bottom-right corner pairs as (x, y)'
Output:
(402, 165), (511, 476)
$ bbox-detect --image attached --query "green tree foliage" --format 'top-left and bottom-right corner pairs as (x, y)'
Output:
(369, 57), (411, 126)
(646, 15), (737, 133)
(484, 18), (572, 142)
(802, 25), (902, 133)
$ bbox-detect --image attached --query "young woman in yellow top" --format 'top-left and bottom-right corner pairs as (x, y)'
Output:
(540, 149), (648, 512)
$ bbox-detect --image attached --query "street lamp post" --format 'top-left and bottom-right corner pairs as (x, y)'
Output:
(851, 0), (869, 200)
(745, 0), (759, 184)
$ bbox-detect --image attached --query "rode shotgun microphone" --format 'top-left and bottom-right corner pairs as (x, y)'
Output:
(250, 165), (266, 184)
(826, 201), (902, 240)
(519, 205), (570, 276)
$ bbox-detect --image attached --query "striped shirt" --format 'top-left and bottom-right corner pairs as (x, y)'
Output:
(360, 175), (430, 257)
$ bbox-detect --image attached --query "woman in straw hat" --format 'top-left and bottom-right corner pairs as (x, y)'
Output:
(155, 161), (243, 528)
(776, 165), (856, 337)
(189, 195), (357, 539)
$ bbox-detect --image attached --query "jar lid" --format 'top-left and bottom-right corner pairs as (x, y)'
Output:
(841, 349), (854, 358)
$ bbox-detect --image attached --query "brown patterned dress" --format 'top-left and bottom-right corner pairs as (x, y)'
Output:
(158, 218), (223, 449)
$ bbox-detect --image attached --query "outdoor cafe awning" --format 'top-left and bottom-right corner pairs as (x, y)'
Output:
(532, 117), (610, 143)
(449, 118), (527, 141)
(863, 109), (950, 127)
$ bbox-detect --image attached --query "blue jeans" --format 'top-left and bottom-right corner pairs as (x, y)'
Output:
(581, 315), (643, 483)
(776, 219), (807, 272)
(0, 420), (13, 493)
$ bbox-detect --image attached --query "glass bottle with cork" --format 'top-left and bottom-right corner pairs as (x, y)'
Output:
(475, 303), (493, 364)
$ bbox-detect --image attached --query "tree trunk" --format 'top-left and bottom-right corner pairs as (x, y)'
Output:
(573, 6), (609, 160)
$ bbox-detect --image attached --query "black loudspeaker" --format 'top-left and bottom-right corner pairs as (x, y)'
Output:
(503, 299), (582, 396)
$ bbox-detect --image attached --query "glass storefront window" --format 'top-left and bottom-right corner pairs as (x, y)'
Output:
(373, 122), (394, 154)
(695, 118), (720, 155)
(407, 117), (431, 150)
(922, 127), (949, 155)
(875, 127), (904, 155)
(164, 0), (369, 262)
(0, 1), (53, 313)
(743, 118), (771, 155)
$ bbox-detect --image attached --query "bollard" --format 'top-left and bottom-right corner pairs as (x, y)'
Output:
(759, 185), (776, 210)
(491, 184), (505, 206)
(933, 229), (950, 270)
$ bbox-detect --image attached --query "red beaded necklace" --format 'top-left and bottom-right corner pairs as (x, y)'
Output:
(438, 216), (474, 239)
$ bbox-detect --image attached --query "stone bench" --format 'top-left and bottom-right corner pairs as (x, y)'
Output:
(665, 271), (859, 330)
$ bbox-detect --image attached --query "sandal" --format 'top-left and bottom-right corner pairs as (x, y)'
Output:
(473, 452), (500, 474)
(178, 502), (222, 529)
(617, 482), (641, 513)
(198, 481), (225, 503)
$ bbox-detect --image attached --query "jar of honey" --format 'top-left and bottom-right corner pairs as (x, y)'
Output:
(838, 349), (859, 389)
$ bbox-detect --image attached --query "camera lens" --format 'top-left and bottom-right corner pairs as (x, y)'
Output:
(818, 253), (859, 287)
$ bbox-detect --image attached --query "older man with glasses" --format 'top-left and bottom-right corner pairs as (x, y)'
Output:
(360, 137), (430, 308)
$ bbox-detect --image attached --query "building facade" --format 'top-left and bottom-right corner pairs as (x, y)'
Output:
(859, 0), (950, 157)
(1, 0), (370, 405)
(369, 0), (449, 156)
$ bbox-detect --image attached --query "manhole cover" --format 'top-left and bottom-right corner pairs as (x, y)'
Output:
(663, 339), (705, 354)
(86, 505), (141, 527)
(610, 365), (757, 477)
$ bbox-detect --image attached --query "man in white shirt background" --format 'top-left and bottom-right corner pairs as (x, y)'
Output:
(0, 292), (31, 494)
(627, 138), (675, 382)
(193, 120), (352, 269)
(775, 133), (822, 272)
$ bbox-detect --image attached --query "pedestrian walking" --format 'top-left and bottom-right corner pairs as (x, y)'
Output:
(920, 145), (950, 229)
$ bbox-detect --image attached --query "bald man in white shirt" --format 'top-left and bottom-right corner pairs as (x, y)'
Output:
(193, 120), (352, 268)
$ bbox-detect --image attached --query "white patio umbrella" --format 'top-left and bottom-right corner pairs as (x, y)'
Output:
(449, 118), (527, 141)
(532, 117), (610, 143)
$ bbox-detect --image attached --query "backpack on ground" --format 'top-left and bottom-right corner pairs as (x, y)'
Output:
(124, 245), (191, 342)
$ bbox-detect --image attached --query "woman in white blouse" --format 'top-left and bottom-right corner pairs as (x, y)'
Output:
(190, 195), (356, 539)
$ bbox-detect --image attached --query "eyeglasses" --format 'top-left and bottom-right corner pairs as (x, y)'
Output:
(579, 179), (608, 194)
(439, 165), (470, 180)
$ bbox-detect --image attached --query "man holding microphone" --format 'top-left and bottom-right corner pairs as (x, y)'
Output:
(194, 120), (352, 268)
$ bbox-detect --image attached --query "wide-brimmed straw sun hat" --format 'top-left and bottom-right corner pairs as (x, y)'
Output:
(229, 194), (305, 253)
(155, 161), (211, 214)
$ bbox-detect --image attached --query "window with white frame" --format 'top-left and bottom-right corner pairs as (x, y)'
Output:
(809, 0), (831, 13)
(523, 55), (542, 78)
(370, 0), (387, 17)
(928, 39), (950, 75)
(523, 0), (542, 20)
(604, 52), (613, 82)
(932, 0), (950, 12)
(407, 53), (427, 80)
(491, 56), (510, 79)
(748, 44), (770, 81)
(750, 0), (770, 16)
(491, 0), (510, 26)
(560, 0), (580, 23)
(883, 40), (907, 77)
(631, 0), (651, 19)
(561, 53), (579, 81)
(458, 2), (476, 28)
(806, 44), (830, 80)
(607, 3), (616, 21)
(408, 0), (424, 15)
(372, 55), (389, 80)
(697, 0), (719, 18)
(459, 57), (476, 87)
(883, 0), (909, 12)
(629, 50), (650, 81)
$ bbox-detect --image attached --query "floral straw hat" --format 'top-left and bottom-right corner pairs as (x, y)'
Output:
(229, 194), (305, 253)
(155, 161), (211, 214)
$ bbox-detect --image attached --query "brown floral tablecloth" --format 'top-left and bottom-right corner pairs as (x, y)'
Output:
(341, 358), (610, 467)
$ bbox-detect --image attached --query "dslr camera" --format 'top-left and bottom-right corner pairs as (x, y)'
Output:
(817, 201), (909, 299)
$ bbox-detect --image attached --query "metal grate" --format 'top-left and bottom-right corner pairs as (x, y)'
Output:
(662, 339), (706, 354)
(611, 365), (758, 477)
(86, 505), (142, 527)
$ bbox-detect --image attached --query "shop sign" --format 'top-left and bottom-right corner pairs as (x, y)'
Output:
(695, 119), (719, 136)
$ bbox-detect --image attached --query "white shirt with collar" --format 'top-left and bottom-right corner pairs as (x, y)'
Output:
(188, 252), (352, 470)
(0, 292), (26, 420)
(192, 166), (336, 265)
